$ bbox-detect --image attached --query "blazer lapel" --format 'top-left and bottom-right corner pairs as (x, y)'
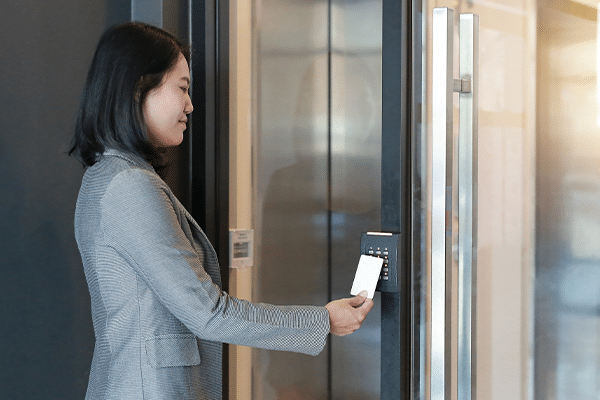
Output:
(178, 203), (223, 289)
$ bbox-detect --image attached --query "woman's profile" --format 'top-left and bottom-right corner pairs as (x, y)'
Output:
(70, 21), (373, 399)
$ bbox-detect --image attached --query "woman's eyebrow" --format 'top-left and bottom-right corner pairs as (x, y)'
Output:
(180, 76), (190, 85)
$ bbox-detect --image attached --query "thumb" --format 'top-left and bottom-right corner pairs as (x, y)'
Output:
(348, 290), (368, 306)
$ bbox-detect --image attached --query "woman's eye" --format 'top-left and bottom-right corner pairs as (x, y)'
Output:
(181, 87), (189, 93)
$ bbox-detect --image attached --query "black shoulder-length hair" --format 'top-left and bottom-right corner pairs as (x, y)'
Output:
(69, 22), (190, 167)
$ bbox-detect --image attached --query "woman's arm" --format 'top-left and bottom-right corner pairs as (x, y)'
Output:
(100, 168), (330, 356)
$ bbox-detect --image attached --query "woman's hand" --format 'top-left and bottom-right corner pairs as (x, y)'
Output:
(325, 291), (374, 336)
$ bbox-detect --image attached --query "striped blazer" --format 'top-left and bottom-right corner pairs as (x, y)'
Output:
(74, 149), (330, 399)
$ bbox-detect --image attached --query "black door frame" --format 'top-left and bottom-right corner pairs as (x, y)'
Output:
(190, 0), (230, 397)
(381, 0), (424, 398)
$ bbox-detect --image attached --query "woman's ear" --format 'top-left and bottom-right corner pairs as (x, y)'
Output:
(135, 74), (152, 103)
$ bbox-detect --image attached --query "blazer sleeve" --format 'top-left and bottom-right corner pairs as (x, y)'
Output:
(100, 168), (329, 356)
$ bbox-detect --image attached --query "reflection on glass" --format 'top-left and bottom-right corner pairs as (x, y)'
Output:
(536, 2), (600, 399)
(253, 34), (330, 400)
(330, 1), (382, 397)
(251, 0), (382, 398)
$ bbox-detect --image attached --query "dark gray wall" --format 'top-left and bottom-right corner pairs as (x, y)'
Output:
(0, 1), (129, 398)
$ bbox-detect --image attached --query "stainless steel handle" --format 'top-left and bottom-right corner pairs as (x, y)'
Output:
(458, 13), (478, 400)
(431, 7), (453, 400)
(431, 7), (478, 400)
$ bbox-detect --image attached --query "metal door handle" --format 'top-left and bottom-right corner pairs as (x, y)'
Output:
(431, 7), (478, 400)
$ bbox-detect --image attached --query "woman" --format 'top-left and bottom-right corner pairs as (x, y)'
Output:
(70, 22), (373, 400)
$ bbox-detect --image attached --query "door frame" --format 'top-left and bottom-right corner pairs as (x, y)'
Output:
(190, 0), (231, 397)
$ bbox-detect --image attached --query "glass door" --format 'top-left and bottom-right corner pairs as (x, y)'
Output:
(421, 1), (600, 399)
(419, 1), (536, 399)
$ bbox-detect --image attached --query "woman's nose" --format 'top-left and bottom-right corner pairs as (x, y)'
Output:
(185, 97), (193, 114)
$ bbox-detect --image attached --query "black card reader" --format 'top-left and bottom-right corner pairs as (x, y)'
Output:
(360, 232), (401, 293)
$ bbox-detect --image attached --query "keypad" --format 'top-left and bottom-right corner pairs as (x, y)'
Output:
(360, 232), (401, 293)
(367, 246), (389, 281)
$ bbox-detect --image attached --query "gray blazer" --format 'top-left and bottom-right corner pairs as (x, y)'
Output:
(74, 149), (329, 400)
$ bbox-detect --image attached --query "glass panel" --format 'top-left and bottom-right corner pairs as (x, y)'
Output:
(251, 0), (382, 398)
(330, 0), (382, 399)
(536, 2), (600, 399)
(422, 1), (600, 399)
(251, 0), (330, 398)
(421, 1), (535, 399)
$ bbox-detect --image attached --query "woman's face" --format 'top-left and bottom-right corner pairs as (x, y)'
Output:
(143, 53), (193, 148)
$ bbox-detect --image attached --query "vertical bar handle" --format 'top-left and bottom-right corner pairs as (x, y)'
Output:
(431, 7), (454, 400)
(458, 13), (479, 400)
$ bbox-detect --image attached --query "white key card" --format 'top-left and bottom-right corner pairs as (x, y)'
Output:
(350, 255), (384, 299)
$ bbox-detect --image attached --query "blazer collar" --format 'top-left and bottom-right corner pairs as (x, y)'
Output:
(102, 148), (154, 172)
